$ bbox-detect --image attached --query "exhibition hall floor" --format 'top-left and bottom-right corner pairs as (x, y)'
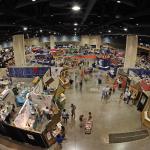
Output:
(0, 72), (150, 150)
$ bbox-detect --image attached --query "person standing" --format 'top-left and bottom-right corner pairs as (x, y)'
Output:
(71, 104), (76, 119)
(124, 90), (128, 102)
(61, 109), (69, 124)
(88, 112), (92, 121)
(127, 91), (132, 104)
(55, 134), (64, 150)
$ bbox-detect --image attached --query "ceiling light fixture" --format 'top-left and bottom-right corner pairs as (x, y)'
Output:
(129, 17), (134, 20)
(74, 23), (78, 26)
(72, 5), (81, 11)
(123, 28), (128, 31)
(40, 29), (43, 33)
(23, 27), (28, 31)
(74, 28), (77, 31)
(117, 0), (121, 3)
(136, 23), (139, 26)
(108, 30), (111, 33)
(32, 0), (36, 2)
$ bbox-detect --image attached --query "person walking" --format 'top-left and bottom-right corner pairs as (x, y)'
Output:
(71, 104), (76, 119)
(88, 112), (92, 121)
(79, 80), (83, 91)
(79, 115), (84, 128)
(97, 77), (102, 89)
(101, 86), (106, 100)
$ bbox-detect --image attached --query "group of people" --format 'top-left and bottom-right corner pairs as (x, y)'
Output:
(101, 85), (112, 101)
(79, 112), (93, 128)
(61, 104), (76, 124)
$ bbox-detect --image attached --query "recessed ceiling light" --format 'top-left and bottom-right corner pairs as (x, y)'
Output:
(54, 32), (56, 35)
(74, 23), (78, 26)
(72, 5), (81, 11)
(98, 16), (101, 18)
(32, 0), (36, 2)
(117, 0), (121, 3)
(123, 28), (128, 31)
(23, 27), (28, 31)
(108, 30), (111, 33)
(129, 17), (134, 20)
(115, 15), (120, 19)
(74, 28), (77, 31)
(136, 23), (139, 26)
(40, 29), (43, 32)
(51, 14), (54, 17)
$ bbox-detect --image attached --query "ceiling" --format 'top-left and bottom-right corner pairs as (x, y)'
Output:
(0, 0), (150, 41)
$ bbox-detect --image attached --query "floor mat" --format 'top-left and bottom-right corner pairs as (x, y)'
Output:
(109, 130), (149, 143)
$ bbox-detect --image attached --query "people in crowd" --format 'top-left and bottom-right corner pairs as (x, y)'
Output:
(79, 115), (84, 128)
(117, 77), (122, 89)
(61, 109), (69, 124)
(71, 104), (76, 119)
(88, 112), (92, 121)
(79, 80), (83, 91)
(55, 134), (64, 149)
(101, 86), (106, 100)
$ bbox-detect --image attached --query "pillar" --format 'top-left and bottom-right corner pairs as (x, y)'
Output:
(80, 35), (90, 46)
(24, 38), (40, 47)
(30, 38), (40, 46)
(124, 35), (138, 68)
(89, 35), (102, 49)
(50, 35), (55, 49)
(13, 34), (26, 66)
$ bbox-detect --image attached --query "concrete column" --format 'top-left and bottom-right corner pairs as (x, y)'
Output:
(13, 34), (26, 66)
(124, 35), (138, 68)
(80, 35), (90, 46)
(24, 39), (30, 47)
(89, 35), (102, 49)
(50, 35), (55, 49)
(30, 38), (40, 46)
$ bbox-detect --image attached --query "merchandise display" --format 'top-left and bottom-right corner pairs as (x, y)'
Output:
(0, 48), (14, 68)
(1, 0), (150, 149)
(0, 66), (67, 148)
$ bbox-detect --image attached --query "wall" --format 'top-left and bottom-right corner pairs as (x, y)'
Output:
(102, 36), (126, 50)
(1, 41), (13, 48)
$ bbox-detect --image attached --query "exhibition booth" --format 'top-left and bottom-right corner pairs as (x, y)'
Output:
(0, 67), (67, 148)
(117, 68), (150, 128)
